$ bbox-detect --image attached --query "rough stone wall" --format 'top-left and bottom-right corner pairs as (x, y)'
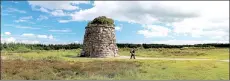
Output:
(82, 24), (118, 58)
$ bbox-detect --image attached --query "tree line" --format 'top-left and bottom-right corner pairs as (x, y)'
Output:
(118, 43), (229, 48)
(1, 43), (229, 51)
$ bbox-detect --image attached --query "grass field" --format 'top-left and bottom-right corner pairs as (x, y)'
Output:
(1, 48), (229, 80)
(119, 48), (229, 60)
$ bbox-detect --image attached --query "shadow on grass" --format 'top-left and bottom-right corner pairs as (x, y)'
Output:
(63, 54), (89, 59)
(64, 54), (78, 58)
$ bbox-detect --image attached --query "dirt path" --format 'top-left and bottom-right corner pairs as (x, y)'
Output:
(1, 56), (229, 62)
(116, 56), (229, 62)
(1, 56), (6, 60)
(219, 60), (229, 62)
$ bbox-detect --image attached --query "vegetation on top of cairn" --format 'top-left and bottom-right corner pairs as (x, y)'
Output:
(87, 16), (115, 27)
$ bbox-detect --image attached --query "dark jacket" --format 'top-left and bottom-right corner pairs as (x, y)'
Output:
(130, 49), (135, 54)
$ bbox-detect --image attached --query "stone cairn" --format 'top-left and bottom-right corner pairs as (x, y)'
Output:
(80, 16), (119, 58)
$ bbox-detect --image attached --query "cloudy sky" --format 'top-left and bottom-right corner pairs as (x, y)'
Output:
(1, 1), (229, 45)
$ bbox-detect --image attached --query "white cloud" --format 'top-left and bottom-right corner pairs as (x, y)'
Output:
(115, 24), (123, 31)
(49, 29), (71, 32)
(64, 1), (202, 24)
(74, 41), (79, 43)
(21, 33), (55, 40)
(115, 26), (122, 31)
(22, 33), (35, 37)
(1, 37), (40, 44)
(37, 35), (48, 39)
(30, 6), (50, 13)
(50, 10), (68, 16)
(28, 1), (91, 19)
(41, 41), (69, 45)
(19, 16), (33, 20)
(37, 15), (48, 20)
(15, 25), (40, 30)
(1, 37), (16, 43)
(138, 25), (171, 38)
(24, 1), (229, 44)
(5, 8), (26, 13)
(58, 20), (72, 23)
(4, 32), (11, 35)
(39, 7), (49, 13)
(152, 39), (229, 45)
(48, 35), (54, 40)
(28, 1), (90, 11)
(43, 26), (51, 27)
(20, 40), (40, 44)
(15, 16), (33, 23)
(172, 17), (229, 39)
(52, 33), (76, 35)
(14, 20), (27, 23)
(56, 1), (228, 42)
(37, 34), (54, 40)
(7, 37), (16, 43)
(1, 34), (56, 44)
(4, 24), (39, 30)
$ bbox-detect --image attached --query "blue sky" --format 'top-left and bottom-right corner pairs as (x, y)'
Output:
(1, 1), (229, 45)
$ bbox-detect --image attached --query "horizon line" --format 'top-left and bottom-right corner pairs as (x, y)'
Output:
(1, 42), (229, 45)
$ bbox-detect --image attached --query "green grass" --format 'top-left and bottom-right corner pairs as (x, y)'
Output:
(2, 49), (80, 61)
(2, 48), (229, 60)
(118, 48), (229, 60)
(1, 48), (229, 80)
(2, 59), (229, 80)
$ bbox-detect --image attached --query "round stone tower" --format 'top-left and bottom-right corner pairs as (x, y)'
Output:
(81, 16), (119, 58)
